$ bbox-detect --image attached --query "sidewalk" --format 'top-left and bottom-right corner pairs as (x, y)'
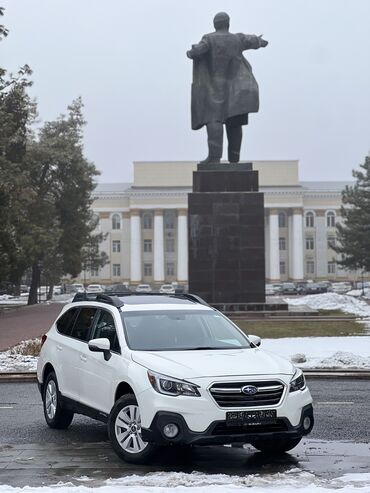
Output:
(0, 303), (63, 350)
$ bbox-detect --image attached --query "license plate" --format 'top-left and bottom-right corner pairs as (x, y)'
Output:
(226, 409), (277, 426)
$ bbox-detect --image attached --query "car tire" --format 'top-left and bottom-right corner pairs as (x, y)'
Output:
(42, 371), (74, 429)
(108, 394), (158, 464)
(251, 437), (302, 453)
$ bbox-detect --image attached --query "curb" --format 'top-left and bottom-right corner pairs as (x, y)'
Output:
(1, 370), (370, 383)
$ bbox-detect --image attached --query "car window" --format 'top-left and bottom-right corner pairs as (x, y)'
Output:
(91, 310), (121, 353)
(70, 307), (97, 342)
(56, 308), (79, 336)
(121, 310), (250, 351)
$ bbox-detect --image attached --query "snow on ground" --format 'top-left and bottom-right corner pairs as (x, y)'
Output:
(1, 470), (370, 492)
(264, 336), (370, 369)
(0, 350), (38, 372)
(285, 293), (370, 318)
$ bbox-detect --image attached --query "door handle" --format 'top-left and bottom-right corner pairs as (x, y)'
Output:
(80, 354), (87, 362)
(56, 345), (63, 351)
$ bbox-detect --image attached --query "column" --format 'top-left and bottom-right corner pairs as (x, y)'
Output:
(153, 209), (165, 283)
(130, 209), (142, 282)
(268, 208), (280, 281)
(177, 209), (188, 282)
(291, 208), (304, 280)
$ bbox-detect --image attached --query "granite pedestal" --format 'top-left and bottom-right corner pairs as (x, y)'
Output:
(188, 163), (266, 304)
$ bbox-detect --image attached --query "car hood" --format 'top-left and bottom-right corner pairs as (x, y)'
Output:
(131, 348), (294, 379)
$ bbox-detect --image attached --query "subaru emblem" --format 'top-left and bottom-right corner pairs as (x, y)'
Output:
(242, 385), (258, 395)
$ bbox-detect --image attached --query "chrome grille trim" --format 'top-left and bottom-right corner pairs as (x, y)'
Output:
(209, 380), (285, 408)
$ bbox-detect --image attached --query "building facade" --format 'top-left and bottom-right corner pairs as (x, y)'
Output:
(85, 160), (354, 286)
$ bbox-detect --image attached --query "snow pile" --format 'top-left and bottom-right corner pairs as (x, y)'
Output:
(0, 350), (38, 372)
(285, 293), (370, 318)
(264, 336), (370, 369)
(0, 295), (27, 305)
(1, 470), (370, 492)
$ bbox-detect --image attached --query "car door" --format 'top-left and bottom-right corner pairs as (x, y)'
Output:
(78, 308), (124, 414)
(60, 306), (98, 402)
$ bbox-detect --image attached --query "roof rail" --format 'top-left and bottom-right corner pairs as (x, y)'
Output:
(72, 292), (124, 308)
(72, 291), (209, 308)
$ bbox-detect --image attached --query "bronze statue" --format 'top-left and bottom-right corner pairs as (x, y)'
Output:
(187, 12), (268, 165)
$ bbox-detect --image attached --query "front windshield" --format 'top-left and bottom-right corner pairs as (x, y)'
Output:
(121, 310), (250, 351)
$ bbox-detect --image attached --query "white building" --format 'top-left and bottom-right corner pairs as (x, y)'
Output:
(86, 160), (355, 286)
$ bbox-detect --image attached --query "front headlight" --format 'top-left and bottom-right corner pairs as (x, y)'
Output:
(289, 368), (306, 392)
(147, 370), (200, 397)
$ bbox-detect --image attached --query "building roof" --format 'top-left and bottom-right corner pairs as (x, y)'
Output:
(300, 181), (353, 192)
(94, 183), (131, 193)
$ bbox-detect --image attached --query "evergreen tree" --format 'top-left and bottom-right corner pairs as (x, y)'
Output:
(0, 6), (34, 293)
(335, 155), (370, 272)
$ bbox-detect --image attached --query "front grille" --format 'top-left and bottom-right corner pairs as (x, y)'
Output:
(210, 380), (285, 408)
(212, 420), (288, 436)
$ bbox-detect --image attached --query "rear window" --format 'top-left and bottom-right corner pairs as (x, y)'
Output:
(56, 308), (79, 336)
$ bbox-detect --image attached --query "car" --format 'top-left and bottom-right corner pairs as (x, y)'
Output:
(331, 282), (352, 294)
(53, 285), (62, 295)
(37, 293), (314, 464)
(70, 283), (85, 293)
(281, 283), (297, 295)
(302, 283), (327, 295)
(86, 284), (105, 294)
(271, 283), (283, 295)
(135, 284), (152, 293)
(159, 284), (176, 294)
(265, 284), (275, 296)
(105, 284), (131, 294)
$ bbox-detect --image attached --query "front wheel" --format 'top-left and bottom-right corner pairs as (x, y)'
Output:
(251, 437), (302, 453)
(42, 371), (74, 429)
(108, 394), (158, 464)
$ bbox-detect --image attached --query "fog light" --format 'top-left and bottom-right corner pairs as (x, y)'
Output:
(303, 416), (311, 430)
(163, 423), (179, 438)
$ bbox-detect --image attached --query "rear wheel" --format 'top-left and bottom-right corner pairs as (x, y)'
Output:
(42, 371), (74, 429)
(108, 394), (158, 464)
(251, 437), (302, 453)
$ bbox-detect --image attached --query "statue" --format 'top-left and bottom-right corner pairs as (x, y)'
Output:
(187, 12), (268, 165)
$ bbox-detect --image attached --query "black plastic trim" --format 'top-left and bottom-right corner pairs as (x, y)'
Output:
(141, 404), (314, 446)
(59, 394), (109, 423)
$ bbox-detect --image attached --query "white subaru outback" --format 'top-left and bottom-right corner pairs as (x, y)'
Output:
(37, 293), (314, 463)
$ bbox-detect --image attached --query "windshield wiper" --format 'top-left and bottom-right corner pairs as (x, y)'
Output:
(186, 346), (238, 350)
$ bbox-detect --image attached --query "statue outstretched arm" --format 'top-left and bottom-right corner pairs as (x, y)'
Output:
(239, 33), (268, 50)
(187, 36), (209, 59)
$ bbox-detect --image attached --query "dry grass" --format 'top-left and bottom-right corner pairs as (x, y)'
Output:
(9, 338), (41, 356)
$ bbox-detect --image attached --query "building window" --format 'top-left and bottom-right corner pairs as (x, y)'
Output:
(112, 214), (121, 230)
(90, 268), (98, 277)
(305, 237), (314, 250)
(164, 211), (176, 229)
(144, 263), (152, 276)
(305, 212), (314, 228)
(143, 212), (153, 229)
(280, 261), (286, 275)
(306, 260), (315, 275)
(327, 211), (336, 228)
(278, 212), (286, 228)
(328, 261), (336, 274)
(166, 238), (175, 252)
(327, 235), (336, 249)
(113, 264), (121, 276)
(112, 240), (121, 253)
(279, 237), (286, 250)
(143, 239), (152, 253)
(166, 262), (175, 276)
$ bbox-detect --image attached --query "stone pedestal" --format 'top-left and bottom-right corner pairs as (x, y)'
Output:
(188, 163), (266, 304)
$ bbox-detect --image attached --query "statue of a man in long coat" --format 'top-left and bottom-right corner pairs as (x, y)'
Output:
(187, 12), (268, 164)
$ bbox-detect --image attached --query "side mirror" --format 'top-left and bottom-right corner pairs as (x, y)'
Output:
(249, 335), (261, 347)
(89, 337), (111, 361)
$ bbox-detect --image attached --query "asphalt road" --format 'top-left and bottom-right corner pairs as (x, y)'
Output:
(0, 378), (369, 444)
(0, 378), (369, 487)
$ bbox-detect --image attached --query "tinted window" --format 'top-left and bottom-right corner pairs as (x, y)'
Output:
(56, 308), (79, 336)
(91, 310), (120, 353)
(70, 308), (97, 342)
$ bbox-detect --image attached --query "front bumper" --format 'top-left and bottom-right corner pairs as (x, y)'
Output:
(141, 403), (314, 446)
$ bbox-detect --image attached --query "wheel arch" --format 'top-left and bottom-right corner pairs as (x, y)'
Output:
(41, 363), (55, 393)
(114, 381), (135, 402)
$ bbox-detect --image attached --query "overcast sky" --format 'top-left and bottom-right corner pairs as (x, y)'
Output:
(1, 0), (369, 183)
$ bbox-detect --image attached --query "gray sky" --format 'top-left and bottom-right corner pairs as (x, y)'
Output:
(2, 0), (369, 183)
